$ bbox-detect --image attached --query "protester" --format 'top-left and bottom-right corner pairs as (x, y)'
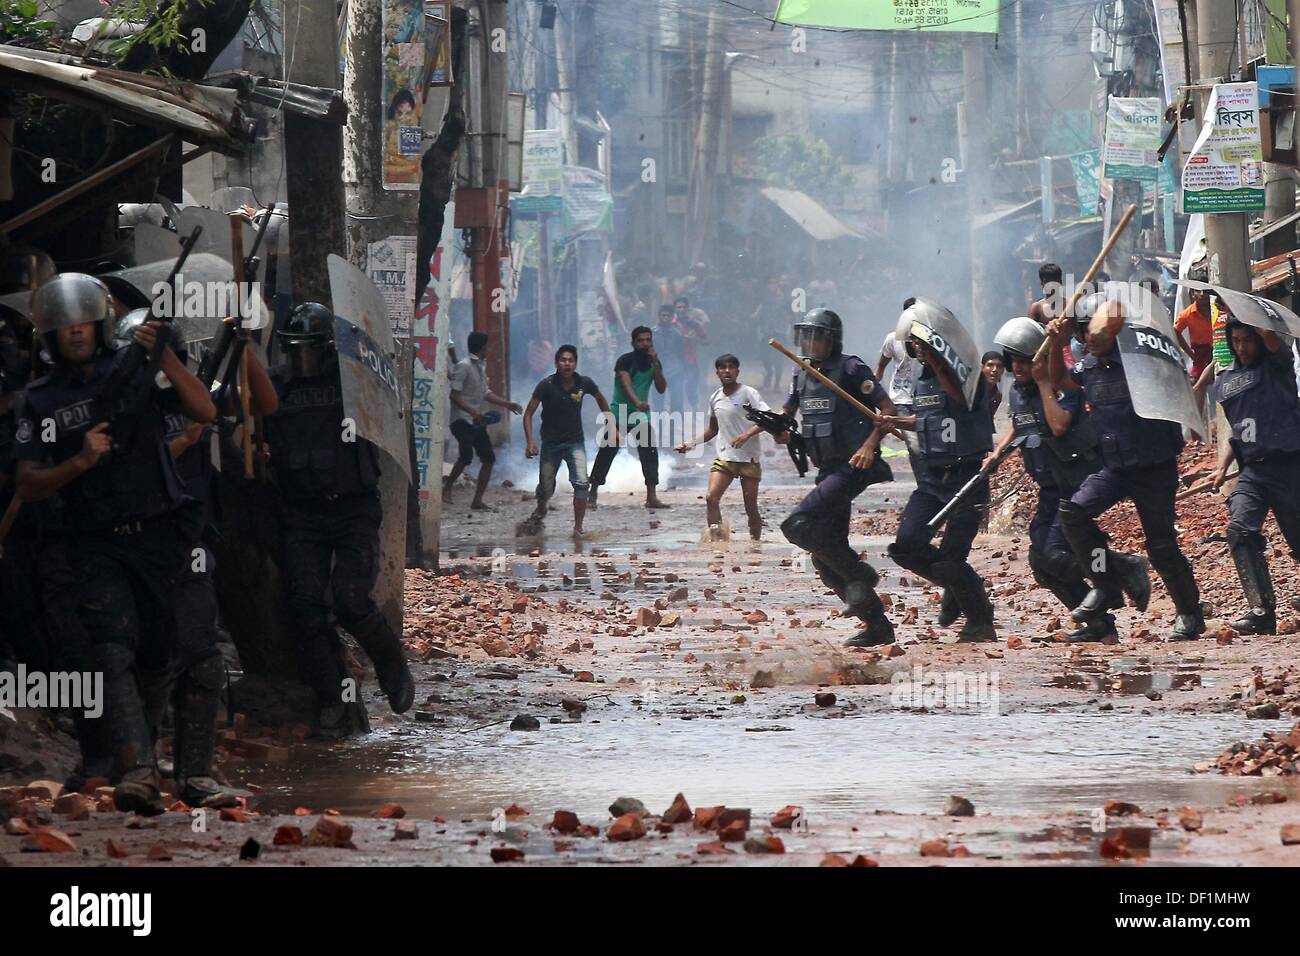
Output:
(675, 354), (768, 541)
(445, 330), (522, 511)
(521, 344), (611, 538)
(588, 325), (669, 510)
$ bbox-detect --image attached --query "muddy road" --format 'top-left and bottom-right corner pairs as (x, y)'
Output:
(5, 439), (1300, 866)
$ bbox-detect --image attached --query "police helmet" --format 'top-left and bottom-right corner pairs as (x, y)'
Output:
(278, 302), (334, 344)
(993, 316), (1046, 364)
(0, 246), (57, 295)
(31, 272), (116, 349)
(792, 307), (842, 357)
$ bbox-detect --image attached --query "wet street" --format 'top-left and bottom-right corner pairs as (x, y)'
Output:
(9, 437), (1298, 867)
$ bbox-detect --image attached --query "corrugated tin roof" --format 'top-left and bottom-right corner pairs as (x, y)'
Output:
(0, 44), (252, 148)
(759, 186), (864, 242)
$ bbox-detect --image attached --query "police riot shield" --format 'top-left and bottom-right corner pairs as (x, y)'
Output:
(894, 297), (980, 410)
(1175, 279), (1300, 339)
(327, 254), (412, 483)
(1112, 284), (1207, 440)
(132, 223), (183, 266)
(0, 252), (235, 352)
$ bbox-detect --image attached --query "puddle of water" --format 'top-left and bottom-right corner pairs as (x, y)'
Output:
(239, 712), (1287, 823)
(1048, 657), (1210, 695)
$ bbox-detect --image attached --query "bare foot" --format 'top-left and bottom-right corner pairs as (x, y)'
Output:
(470, 501), (496, 512)
(646, 499), (671, 509)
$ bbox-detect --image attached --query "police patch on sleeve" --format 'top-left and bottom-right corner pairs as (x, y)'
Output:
(14, 418), (32, 444)
(860, 379), (874, 396)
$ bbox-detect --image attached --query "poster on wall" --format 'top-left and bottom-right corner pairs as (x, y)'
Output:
(424, 2), (452, 87)
(1101, 96), (1162, 182)
(382, 0), (426, 191)
(1182, 82), (1265, 214)
(367, 235), (418, 339)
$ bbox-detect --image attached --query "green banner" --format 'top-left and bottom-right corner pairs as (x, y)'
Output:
(774, 0), (1000, 32)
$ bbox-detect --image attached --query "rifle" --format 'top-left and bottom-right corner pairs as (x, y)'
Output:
(744, 404), (808, 477)
(926, 434), (1027, 531)
(1, 228), (203, 549)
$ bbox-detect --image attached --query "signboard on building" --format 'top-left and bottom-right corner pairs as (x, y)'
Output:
(1182, 82), (1265, 214)
(1070, 150), (1102, 215)
(774, 0), (1000, 32)
(1102, 96), (1162, 182)
(515, 129), (565, 214)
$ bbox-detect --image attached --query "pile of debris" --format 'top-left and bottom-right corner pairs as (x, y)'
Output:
(1203, 720), (1300, 777)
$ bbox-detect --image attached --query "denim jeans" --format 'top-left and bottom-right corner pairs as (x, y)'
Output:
(537, 440), (590, 502)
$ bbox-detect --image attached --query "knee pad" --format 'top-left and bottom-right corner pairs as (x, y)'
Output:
(1226, 523), (1265, 553)
(184, 653), (226, 693)
(780, 512), (819, 549)
(91, 642), (136, 679)
(1056, 499), (1088, 530)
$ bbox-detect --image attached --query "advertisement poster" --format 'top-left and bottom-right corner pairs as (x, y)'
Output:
(1102, 96), (1162, 182)
(1069, 150), (1102, 215)
(1182, 82), (1265, 213)
(774, 0), (1000, 32)
(424, 2), (452, 87)
(367, 235), (418, 339)
(515, 129), (565, 214)
(382, 0), (426, 191)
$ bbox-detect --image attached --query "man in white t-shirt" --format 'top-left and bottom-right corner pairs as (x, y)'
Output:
(876, 299), (921, 470)
(675, 353), (768, 540)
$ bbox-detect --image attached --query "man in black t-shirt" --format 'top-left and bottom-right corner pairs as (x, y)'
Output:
(521, 344), (612, 536)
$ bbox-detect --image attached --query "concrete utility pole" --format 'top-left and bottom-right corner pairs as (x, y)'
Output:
(459, 0), (512, 410)
(343, 0), (420, 630)
(962, 33), (995, 346)
(687, 7), (724, 268)
(282, 0), (347, 304)
(1194, 0), (1251, 293)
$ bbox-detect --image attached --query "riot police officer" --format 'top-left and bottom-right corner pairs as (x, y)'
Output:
(884, 300), (997, 642)
(1208, 317), (1300, 634)
(990, 317), (1113, 640)
(779, 308), (897, 647)
(1046, 302), (1204, 640)
(14, 274), (216, 815)
(114, 311), (274, 806)
(263, 302), (414, 737)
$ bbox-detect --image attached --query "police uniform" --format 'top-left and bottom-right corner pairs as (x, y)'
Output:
(0, 314), (43, 669)
(888, 367), (996, 638)
(1058, 348), (1203, 638)
(14, 350), (189, 802)
(1214, 331), (1300, 633)
(780, 353), (894, 640)
(1006, 379), (1114, 637)
(265, 355), (412, 732)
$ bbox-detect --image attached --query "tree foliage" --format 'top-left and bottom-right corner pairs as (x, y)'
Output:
(0, 0), (55, 44)
(749, 133), (857, 206)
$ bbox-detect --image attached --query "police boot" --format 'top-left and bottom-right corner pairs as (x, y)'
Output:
(936, 589), (961, 627)
(840, 565), (880, 611)
(95, 645), (166, 816)
(174, 655), (251, 809)
(348, 612), (416, 714)
(1230, 541), (1277, 635)
(140, 667), (175, 780)
(1152, 551), (1206, 641)
(1113, 552), (1152, 612)
(1067, 614), (1119, 642)
(843, 577), (894, 648)
(933, 561), (996, 642)
(1029, 549), (1090, 616)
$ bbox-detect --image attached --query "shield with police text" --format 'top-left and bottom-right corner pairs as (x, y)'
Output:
(1175, 279), (1300, 339)
(1114, 287), (1207, 440)
(327, 254), (412, 483)
(894, 297), (980, 410)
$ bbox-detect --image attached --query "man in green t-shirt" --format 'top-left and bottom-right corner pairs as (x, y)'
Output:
(588, 325), (669, 509)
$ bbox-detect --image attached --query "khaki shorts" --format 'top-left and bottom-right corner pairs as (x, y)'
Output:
(711, 458), (762, 481)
